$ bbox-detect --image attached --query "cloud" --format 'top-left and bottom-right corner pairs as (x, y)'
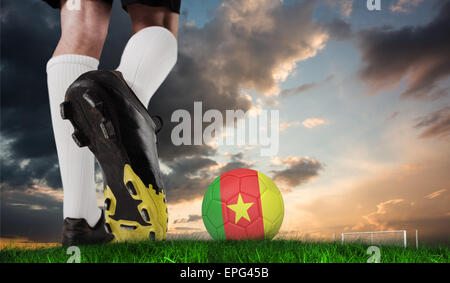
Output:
(322, 19), (352, 40)
(357, 1), (450, 100)
(145, 0), (331, 202)
(339, 0), (353, 17)
(281, 75), (333, 97)
(0, 153), (61, 190)
(163, 156), (218, 203)
(150, 0), (329, 161)
(401, 164), (426, 172)
(414, 106), (450, 139)
(219, 152), (253, 174)
(1, 187), (63, 242)
(163, 152), (253, 203)
(281, 82), (317, 97)
(0, 0), (63, 194)
(280, 121), (301, 132)
(224, 152), (244, 161)
(357, 199), (406, 230)
(425, 189), (447, 200)
(390, 0), (424, 13)
(325, 0), (354, 18)
(219, 160), (253, 175)
(173, 214), (202, 224)
(271, 157), (323, 188)
(386, 111), (400, 121)
(293, 150), (450, 244)
(354, 190), (450, 234)
(302, 118), (326, 129)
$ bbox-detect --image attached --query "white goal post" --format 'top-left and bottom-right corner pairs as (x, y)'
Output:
(341, 230), (407, 248)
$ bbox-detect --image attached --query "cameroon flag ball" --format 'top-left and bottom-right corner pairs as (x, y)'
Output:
(202, 169), (284, 240)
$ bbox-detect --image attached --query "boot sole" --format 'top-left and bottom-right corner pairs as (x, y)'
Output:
(61, 79), (168, 242)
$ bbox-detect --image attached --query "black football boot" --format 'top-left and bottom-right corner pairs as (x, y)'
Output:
(60, 70), (168, 242)
(62, 210), (114, 246)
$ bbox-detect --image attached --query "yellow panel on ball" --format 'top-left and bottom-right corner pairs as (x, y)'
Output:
(258, 171), (285, 240)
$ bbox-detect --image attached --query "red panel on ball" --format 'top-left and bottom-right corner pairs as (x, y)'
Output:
(220, 169), (265, 239)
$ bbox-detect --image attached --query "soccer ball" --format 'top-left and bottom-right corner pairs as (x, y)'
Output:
(202, 168), (284, 240)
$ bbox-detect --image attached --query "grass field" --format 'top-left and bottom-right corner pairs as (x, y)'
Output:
(1, 240), (448, 263)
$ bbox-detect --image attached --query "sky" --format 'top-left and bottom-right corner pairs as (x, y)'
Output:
(1, 0), (449, 244)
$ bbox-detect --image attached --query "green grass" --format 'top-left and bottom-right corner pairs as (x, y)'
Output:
(1, 240), (448, 263)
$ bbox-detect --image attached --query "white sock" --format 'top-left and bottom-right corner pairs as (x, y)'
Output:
(47, 54), (101, 228)
(117, 26), (177, 107)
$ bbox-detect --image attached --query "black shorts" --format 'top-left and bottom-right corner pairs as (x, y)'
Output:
(43, 0), (181, 14)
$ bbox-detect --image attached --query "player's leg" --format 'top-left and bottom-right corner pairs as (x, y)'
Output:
(52, 0), (112, 58)
(127, 4), (179, 36)
(45, 0), (113, 245)
(107, 1), (179, 240)
(60, 1), (180, 242)
(117, 1), (180, 107)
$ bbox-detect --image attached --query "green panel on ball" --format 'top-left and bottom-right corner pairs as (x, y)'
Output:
(202, 176), (226, 240)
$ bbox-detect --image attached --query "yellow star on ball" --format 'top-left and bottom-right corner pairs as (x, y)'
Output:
(227, 193), (254, 224)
